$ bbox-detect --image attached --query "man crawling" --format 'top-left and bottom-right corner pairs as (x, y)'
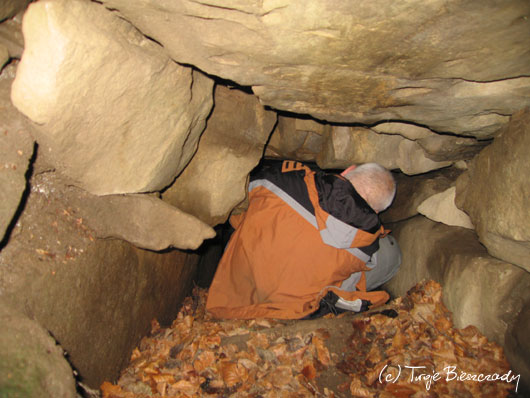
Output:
(206, 160), (401, 319)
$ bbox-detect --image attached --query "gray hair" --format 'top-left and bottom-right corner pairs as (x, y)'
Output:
(344, 163), (396, 213)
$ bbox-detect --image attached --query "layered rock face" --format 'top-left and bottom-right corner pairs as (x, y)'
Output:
(1, 0), (529, 393)
(456, 109), (530, 272)
(0, 169), (202, 388)
(101, 0), (530, 137)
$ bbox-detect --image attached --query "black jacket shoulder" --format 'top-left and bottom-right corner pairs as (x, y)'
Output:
(250, 160), (381, 234)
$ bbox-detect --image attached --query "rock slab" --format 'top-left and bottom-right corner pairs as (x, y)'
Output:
(70, 190), (216, 251)
(417, 186), (474, 229)
(456, 108), (530, 272)
(102, 0), (530, 137)
(163, 85), (276, 226)
(11, 0), (213, 195)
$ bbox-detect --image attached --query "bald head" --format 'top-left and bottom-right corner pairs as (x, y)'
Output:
(343, 163), (396, 213)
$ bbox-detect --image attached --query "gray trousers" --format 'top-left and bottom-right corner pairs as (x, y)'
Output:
(340, 235), (402, 292)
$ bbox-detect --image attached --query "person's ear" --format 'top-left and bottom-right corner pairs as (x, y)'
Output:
(341, 165), (357, 177)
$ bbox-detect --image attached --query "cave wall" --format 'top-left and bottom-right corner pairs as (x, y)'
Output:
(1, 0), (529, 394)
(0, 158), (202, 387)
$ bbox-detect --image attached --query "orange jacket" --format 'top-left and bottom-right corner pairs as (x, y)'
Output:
(206, 161), (389, 319)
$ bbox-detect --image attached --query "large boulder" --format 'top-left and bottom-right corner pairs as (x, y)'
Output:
(385, 216), (530, 384)
(455, 109), (530, 272)
(163, 85), (276, 226)
(0, 169), (201, 388)
(11, 0), (213, 195)
(102, 0), (530, 137)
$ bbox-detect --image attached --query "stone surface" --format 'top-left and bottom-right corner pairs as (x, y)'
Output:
(455, 109), (530, 272)
(102, 0), (530, 137)
(0, 14), (24, 59)
(506, 306), (530, 393)
(68, 190), (216, 251)
(397, 138), (453, 175)
(316, 126), (452, 173)
(0, 0), (30, 22)
(0, 170), (201, 388)
(265, 116), (327, 161)
(0, 299), (77, 398)
(163, 85), (276, 226)
(417, 134), (489, 162)
(381, 168), (462, 223)
(0, 63), (35, 244)
(11, 0), (214, 195)
(317, 126), (397, 170)
(372, 122), (433, 140)
(268, 117), (482, 172)
(385, 216), (530, 383)
(417, 186), (474, 229)
(0, 45), (7, 69)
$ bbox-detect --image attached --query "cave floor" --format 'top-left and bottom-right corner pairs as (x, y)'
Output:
(100, 281), (520, 398)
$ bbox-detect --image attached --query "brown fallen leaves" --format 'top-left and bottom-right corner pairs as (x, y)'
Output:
(101, 287), (334, 398)
(337, 280), (517, 397)
(101, 281), (518, 398)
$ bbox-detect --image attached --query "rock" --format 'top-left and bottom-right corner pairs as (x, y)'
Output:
(385, 216), (530, 383)
(380, 168), (462, 223)
(0, 170), (201, 388)
(101, 0), (530, 137)
(269, 118), (473, 172)
(0, 45), (7, 69)
(317, 126), (452, 173)
(455, 109), (530, 272)
(11, 0), (213, 195)
(417, 186), (474, 229)
(67, 188), (216, 251)
(372, 122), (433, 140)
(163, 85), (276, 226)
(506, 306), (530, 393)
(397, 138), (452, 174)
(0, 0), (30, 22)
(317, 126), (397, 170)
(0, 299), (77, 398)
(0, 63), (35, 244)
(417, 134), (489, 162)
(0, 14), (24, 59)
(265, 116), (327, 161)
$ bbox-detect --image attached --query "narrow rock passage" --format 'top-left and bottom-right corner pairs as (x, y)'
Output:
(100, 281), (518, 397)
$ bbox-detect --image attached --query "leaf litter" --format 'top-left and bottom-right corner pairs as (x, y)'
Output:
(101, 280), (518, 397)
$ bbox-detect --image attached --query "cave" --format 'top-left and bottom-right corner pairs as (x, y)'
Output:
(1, 0), (529, 397)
